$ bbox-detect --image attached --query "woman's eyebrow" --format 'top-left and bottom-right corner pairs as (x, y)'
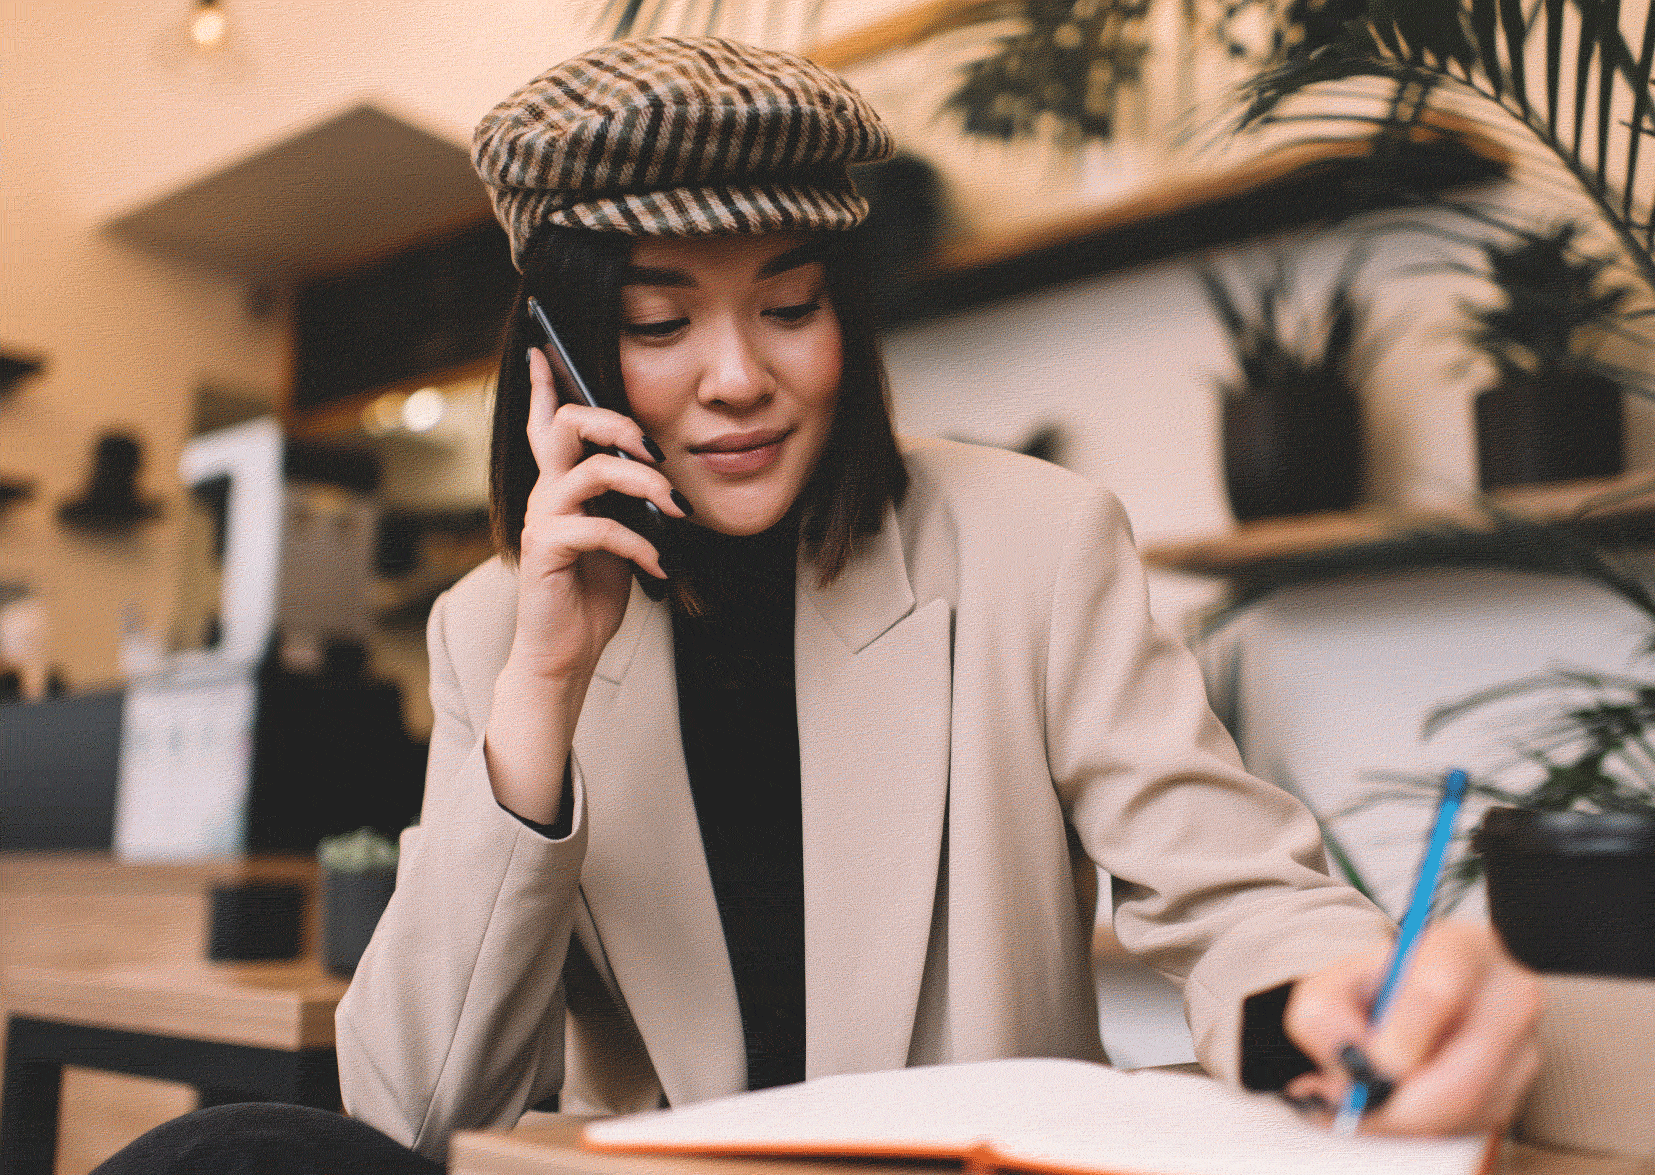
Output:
(621, 264), (692, 287)
(620, 244), (825, 288)
(757, 243), (825, 278)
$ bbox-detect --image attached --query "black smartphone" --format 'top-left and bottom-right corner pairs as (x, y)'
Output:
(526, 296), (677, 595)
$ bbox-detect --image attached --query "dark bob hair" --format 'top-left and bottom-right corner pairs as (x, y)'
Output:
(489, 225), (908, 589)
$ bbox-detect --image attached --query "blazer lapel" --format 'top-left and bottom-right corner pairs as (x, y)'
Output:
(796, 510), (953, 1079)
(572, 578), (746, 1106)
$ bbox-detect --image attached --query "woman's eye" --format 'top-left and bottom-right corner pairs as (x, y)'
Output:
(622, 318), (689, 339)
(764, 300), (821, 324)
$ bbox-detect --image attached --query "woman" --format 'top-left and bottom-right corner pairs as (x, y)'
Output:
(96, 35), (1540, 1175)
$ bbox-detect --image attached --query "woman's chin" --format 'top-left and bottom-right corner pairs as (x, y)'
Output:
(691, 514), (783, 538)
(687, 494), (795, 537)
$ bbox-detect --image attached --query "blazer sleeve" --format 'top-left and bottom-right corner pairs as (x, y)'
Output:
(335, 586), (589, 1160)
(1042, 486), (1395, 1084)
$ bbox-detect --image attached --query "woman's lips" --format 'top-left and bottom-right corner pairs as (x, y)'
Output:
(689, 430), (791, 476)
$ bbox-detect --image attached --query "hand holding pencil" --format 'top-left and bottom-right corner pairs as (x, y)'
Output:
(1280, 771), (1546, 1137)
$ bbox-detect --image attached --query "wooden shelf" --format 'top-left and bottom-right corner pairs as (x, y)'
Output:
(807, 2), (1510, 328)
(1144, 472), (1655, 579)
(877, 123), (1506, 327)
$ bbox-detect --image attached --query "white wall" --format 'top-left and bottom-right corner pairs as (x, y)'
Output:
(1210, 563), (1655, 918)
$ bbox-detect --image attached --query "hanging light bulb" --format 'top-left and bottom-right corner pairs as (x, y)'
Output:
(189, 0), (228, 48)
(153, 0), (245, 72)
(401, 388), (447, 433)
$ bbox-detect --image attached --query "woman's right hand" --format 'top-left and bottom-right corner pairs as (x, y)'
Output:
(512, 346), (684, 676)
(484, 346), (687, 825)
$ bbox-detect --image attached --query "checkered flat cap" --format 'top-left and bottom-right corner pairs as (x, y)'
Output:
(473, 36), (894, 268)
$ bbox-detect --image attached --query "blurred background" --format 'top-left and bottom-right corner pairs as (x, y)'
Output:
(3, 0), (1655, 1165)
(3, 0), (1648, 716)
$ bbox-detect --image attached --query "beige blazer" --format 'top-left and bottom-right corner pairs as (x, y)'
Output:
(336, 438), (1392, 1160)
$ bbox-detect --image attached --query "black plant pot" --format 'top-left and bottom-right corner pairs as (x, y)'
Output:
(321, 866), (396, 976)
(1473, 807), (1655, 978)
(1222, 386), (1363, 522)
(1474, 371), (1623, 491)
(206, 882), (305, 962)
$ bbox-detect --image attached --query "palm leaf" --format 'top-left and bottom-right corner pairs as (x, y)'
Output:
(1421, 667), (1631, 737)
(1469, 0), (1506, 100)
(1234, 0), (1655, 300)
(1597, 0), (1625, 188)
(1545, 0), (1567, 133)
(1195, 263), (1250, 345)
(598, 0), (825, 44)
(1574, 0), (1598, 165)
(1266, 767), (1387, 909)
(1501, 0), (1531, 112)
(1318, 818), (1385, 910)
(1627, 2), (1655, 226)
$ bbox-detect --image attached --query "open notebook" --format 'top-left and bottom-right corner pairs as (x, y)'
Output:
(583, 1058), (1498, 1175)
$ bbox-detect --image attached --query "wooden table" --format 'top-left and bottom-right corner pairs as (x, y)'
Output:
(2, 961), (347, 1175)
(450, 1114), (1655, 1175)
(0, 853), (345, 1175)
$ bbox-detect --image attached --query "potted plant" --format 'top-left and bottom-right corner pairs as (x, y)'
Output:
(1242, 483), (1655, 957)
(1349, 650), (1655, 1156)
(940, 0), (1155, 145)
(1256, 478), (1655, 1157)
(598, 0), (1151, 147)
(1346, 659), (1655, 976)
(1227, 0), (1655, 866)
(1228, 0), (1655, 903)
(317, 826), (400, 977)
(1197, 244), (1377, 521)
(1454, 221), (1639, 490)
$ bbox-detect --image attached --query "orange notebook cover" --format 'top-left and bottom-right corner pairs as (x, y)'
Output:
(583, 1058), (1498, 1175)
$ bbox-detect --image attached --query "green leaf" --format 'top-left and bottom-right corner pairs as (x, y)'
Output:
(317, 826), (400, 871)
(1268, 767), (1387, 911)
(1318, 818), (1385, 911)
(603, 0), (648, 37)
(1231, 0), (1655, 303)
(1499, 0), (1531, 114)
(1543, 0), (1567, 132)
(1625, 0), (1655, 224)
(1469, 0), (1506, 99)
(1597, 0), (1627, 187)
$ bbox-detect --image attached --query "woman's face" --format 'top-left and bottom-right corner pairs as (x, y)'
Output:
(618, 232), (843, 537)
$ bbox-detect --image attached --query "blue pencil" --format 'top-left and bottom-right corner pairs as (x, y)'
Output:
(1332, 767), (1470, 1135)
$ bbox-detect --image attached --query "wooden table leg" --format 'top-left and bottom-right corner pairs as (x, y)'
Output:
(2, 1017), (64, 1175)
(3, 1013), (341, 1175)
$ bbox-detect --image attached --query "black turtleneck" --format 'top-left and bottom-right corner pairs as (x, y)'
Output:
(668, 518), (805, 1091)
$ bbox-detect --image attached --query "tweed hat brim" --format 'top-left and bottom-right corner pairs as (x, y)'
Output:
(474, 36), (893, 269)
(498, 174), (869, 239)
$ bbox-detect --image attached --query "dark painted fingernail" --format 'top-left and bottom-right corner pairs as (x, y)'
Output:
(641, 435), (666, 462)
(670, 489), (694, 516)
(1278, 1092), (1332, 1114)
(1338, 1044), (1395, 1109)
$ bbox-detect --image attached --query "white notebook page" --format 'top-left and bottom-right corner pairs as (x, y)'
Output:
(585, 1058), (1489, 1175)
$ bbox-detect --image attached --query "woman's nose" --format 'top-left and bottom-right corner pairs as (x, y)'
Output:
(697, 321), (774, 409)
